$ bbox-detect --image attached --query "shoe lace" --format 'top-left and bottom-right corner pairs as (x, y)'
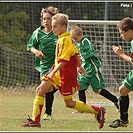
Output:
(113, 119), (120, 122)
(27, 115), (33, 121)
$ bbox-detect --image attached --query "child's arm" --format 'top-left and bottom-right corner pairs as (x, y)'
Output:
(112, 45), (132, 64)
(30, 47), (44, 58)
(47, 62), (66, 79)
(75, 54), (82, 67)
(75, 54), (87, 75)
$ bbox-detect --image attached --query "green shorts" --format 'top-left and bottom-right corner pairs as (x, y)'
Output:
(122, 70), (133, 91)
(78, 70), (106, 92)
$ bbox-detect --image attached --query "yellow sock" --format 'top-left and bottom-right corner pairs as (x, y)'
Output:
(32, 95), (44, 122)
(74, 100), (99, 114)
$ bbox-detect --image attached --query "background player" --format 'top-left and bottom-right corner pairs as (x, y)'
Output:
(70, 26), (119, 113)
(27, 6), (58, 120)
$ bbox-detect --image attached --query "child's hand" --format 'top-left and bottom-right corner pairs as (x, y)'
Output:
(112, 45), (123, 56)
(35, 50), (45, 58)
(47, 71), (55, 79)
(77, 66), (87, 76)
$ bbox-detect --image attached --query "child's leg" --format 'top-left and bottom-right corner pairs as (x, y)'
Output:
(61, 83), (106, 129)
(32, 95), (44, 122)
(91, 71), (119, 110)
(72, 89), (86, 113)
(78, 89), (86, 103)
(74, 100), (99, 114)
(32, 80), (54, 122)
(119, 95), (129, 121)
(99, 88), (118, 104)
(64, 98), (99, 114)
(20, 80), (54, 127)
(44, 88), (58, 116)
(64, 98), (106, 129)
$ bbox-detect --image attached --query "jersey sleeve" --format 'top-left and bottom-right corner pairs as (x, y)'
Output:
(27, 28), (39, 51)
(130, 41), (133, 64)
(27, 28), (41, 72)
(81, 39), (93, 59)
(130, 58), (133, 64)
(73, 43), (79, 54)
(57, 37), (78, 62)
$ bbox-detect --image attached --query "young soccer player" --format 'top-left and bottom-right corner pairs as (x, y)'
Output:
(70, 26), (119, 114)
(108, 17), (133, 128)
(20, 13), (106, 129)
(27, 6), (59, 120)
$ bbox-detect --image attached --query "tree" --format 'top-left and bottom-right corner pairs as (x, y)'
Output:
(0, 3), (30, 51)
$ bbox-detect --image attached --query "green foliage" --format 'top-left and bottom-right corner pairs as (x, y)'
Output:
(1, 3), (30, 52)
(1, 2), (133, 52)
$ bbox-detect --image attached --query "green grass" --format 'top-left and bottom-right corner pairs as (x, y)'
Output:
(0, 89), (133, 132)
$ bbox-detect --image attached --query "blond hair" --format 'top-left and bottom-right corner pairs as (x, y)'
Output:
(52, 13), (69, 27)
(70, 26), (83, 38)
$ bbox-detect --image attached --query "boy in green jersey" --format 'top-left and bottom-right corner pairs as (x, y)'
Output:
(27, 6), (59, 120)
(70, 26), (119, 113)
(108, 17), (133, 128)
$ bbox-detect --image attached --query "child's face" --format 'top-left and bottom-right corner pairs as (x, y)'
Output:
(42, 13), (52, 29)
(119, 28), (133, 42)
(52, 19), (66, 36)
(72, 34), (82, 43)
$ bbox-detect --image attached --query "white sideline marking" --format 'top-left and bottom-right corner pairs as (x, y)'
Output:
(88, 102), (133, 107)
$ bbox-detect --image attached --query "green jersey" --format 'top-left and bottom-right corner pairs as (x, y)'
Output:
(27, 26), (58, 77)
(76, 37), (102, 77)
(122, 40), (133, 91)
(130, 40), (133, 63)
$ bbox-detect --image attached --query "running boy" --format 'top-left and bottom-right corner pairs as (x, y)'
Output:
(108, 17), (133, 128)
(70, 26), (119, 113)
(20, 13), (106, 129)
(27, 6), (59, 120)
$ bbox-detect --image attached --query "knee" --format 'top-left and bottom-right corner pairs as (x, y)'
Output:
(119, 86), (127, 96)
(36, 86), (40, 94)
(36, 86), (45, 96)
(65, 101), (75, 108)
(95, 89), (102, 94)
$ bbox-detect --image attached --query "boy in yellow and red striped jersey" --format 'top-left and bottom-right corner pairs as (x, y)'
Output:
(20, 13), (106, 129)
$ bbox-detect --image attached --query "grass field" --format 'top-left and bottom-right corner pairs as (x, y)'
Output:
(0, 88), (133, 132)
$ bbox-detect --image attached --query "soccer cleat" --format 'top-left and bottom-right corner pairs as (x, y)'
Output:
(108, 119), (129, 128)
(95, 106), (106, 129)
(20, 115), (41, 127)
(42, 113), (52, 120)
